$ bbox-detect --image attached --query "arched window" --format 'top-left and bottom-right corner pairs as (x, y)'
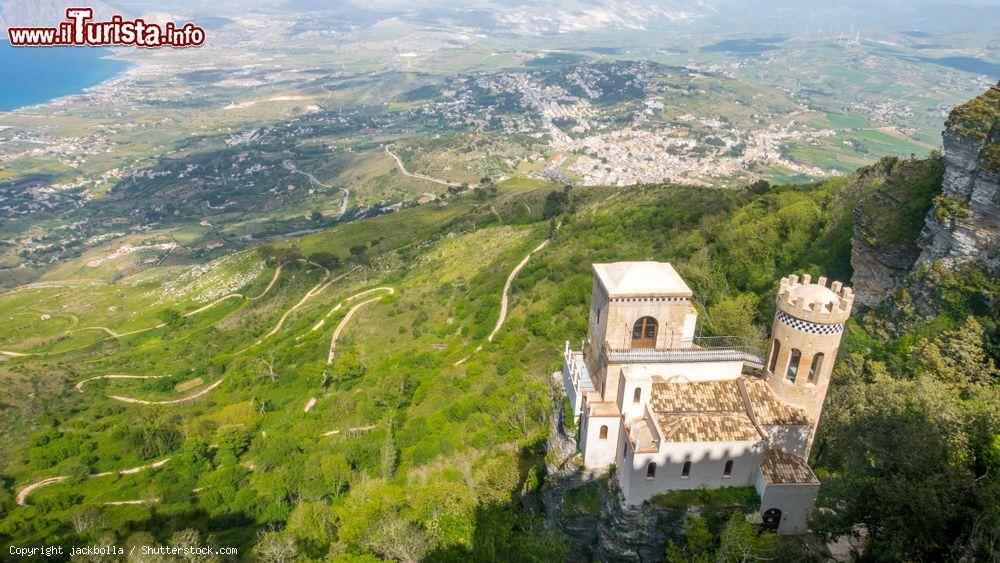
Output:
(681, 461), (691, 478)
(631, 317), (658, 349)
(808, 353), (824, 383)
(786, 349), (801, 382)
(723, 460), (733, 477)
(768, 339), (781, 373)
(646, 462), (657, 479)
(633, 387), (642, 404)
(599, 425), (608, 439)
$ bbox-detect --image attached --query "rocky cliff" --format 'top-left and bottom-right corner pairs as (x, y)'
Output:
(542, 373), (683, 561)
(849, 158), (943, 307)
(917, 83), (1000, 272)
(850, 83), (998, 308)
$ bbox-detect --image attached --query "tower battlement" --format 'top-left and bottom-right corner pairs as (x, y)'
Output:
(776, 274), (853, 325)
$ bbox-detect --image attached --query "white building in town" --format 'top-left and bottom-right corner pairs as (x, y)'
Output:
(562, 261), (853, 534)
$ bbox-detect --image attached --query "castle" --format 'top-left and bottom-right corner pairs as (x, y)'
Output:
(562, 262), (853, 535)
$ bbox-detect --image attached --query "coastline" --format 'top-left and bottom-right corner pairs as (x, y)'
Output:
(0, 43), (136, 114)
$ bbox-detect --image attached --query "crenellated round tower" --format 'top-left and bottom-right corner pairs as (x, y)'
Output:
(764, 274), (854, 451)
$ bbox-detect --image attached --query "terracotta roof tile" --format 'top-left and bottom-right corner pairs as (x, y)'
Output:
(760, 448), (819, 485)
(657, 413), (761, 442)
(650, 379), (762, 442)
(743, 378), (809, 426)
(651, 379), (744, 413)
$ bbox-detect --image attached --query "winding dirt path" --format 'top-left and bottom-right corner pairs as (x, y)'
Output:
(1, 262), (286, 357)
(179, 262), (285, 318)
(254, 264), (339, 345)
(16, 457), (172, 506)
(325, 287), (395, 364)
(108, 378), (225, 405)
(385, 145), (470, 189)
(488, 240), (549, 342)
(321, 424), (376, 437)
(74, 374), (168, 392)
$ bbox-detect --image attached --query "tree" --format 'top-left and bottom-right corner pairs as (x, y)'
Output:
(665, 514), (714, 563)
(70, 506), (105, 534)
(543, 188), (570, 219)
(169, 529), (215, 563)
(157, 308), (184, 328)
(747, 179), (771, 195)
(349, 244), (367, 263)
(814, 375), (993, 560)
(255, 528), (298, 563)
(125, 531), (159, 563)
(286, 502), (337, 555)
(258, 351), (279, 382)
(381, 418), (397, 479)
(912, 316), (1000, 387)
(66, 459), (92, 485)
(309, 209), (323, 221)
(308, 251), (341, 270)
(665, 513), (777, 563)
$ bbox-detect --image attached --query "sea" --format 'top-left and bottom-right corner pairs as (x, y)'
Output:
(0, 42), (130, 112)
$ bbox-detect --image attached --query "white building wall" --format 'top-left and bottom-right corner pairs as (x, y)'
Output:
(616, 371), (652, 422)
(619, 440), (763, 505)
(580, 409), (621, 469)
(763, 424), (811, 458)
(753, 470), (819, 535)
(641, 360), (745, 382)
(682, 310), (698, 342)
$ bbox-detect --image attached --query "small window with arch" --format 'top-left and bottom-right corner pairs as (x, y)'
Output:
(768, 339), (781, 373)
(599, 425), (608, 439)
(786, 348), (801, 382)
(808, 352), (824, 383)
(723, 460), (733, 478)
(632, 387), (642, 404)
(646, 462), (657, 479)
(681, 460), (691, 478)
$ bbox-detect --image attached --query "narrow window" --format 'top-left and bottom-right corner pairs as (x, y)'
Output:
(768, 339), (781, 373)
(646, 462), (657, 479)
(786, 349), (801, 382)
(633, 387), (642, 404)
(681, 461), (691, 478)
(599, 425), (608, 439)
(808, 353), (824, 383)
(723, 460), (733, 477)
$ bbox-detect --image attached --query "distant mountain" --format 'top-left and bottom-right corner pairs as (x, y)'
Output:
(280, 0), (715, 35)
(0, 0), (127, 32)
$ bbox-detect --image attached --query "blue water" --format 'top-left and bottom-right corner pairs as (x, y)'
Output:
(0, 43), (130, 112)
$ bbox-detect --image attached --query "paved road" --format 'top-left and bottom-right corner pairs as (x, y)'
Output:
(384, 145), (468, 188)
(283, 160), (350, 218)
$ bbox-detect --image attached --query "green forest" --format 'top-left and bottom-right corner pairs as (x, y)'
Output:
(0, 148), (997, 561)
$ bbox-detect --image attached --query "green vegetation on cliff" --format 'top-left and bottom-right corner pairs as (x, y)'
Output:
(0, 150), (996, 560)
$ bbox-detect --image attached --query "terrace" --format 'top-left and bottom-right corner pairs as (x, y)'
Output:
(604, 336), (764, 369)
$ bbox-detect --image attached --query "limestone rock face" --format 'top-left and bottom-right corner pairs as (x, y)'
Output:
(542, 372), (682, 561)
(849, 158), (944, 307)
(849, 234), (916, 308)
(917, 84), (1000, 273)
(850, 83), (998, 308)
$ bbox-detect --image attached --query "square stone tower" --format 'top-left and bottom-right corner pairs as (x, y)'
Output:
(584, 262), (697, 401)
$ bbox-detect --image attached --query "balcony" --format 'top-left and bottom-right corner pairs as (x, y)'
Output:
(604, 336), (764, 368)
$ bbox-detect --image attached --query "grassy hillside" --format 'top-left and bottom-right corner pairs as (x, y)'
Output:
(0, 157), (996, 560)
